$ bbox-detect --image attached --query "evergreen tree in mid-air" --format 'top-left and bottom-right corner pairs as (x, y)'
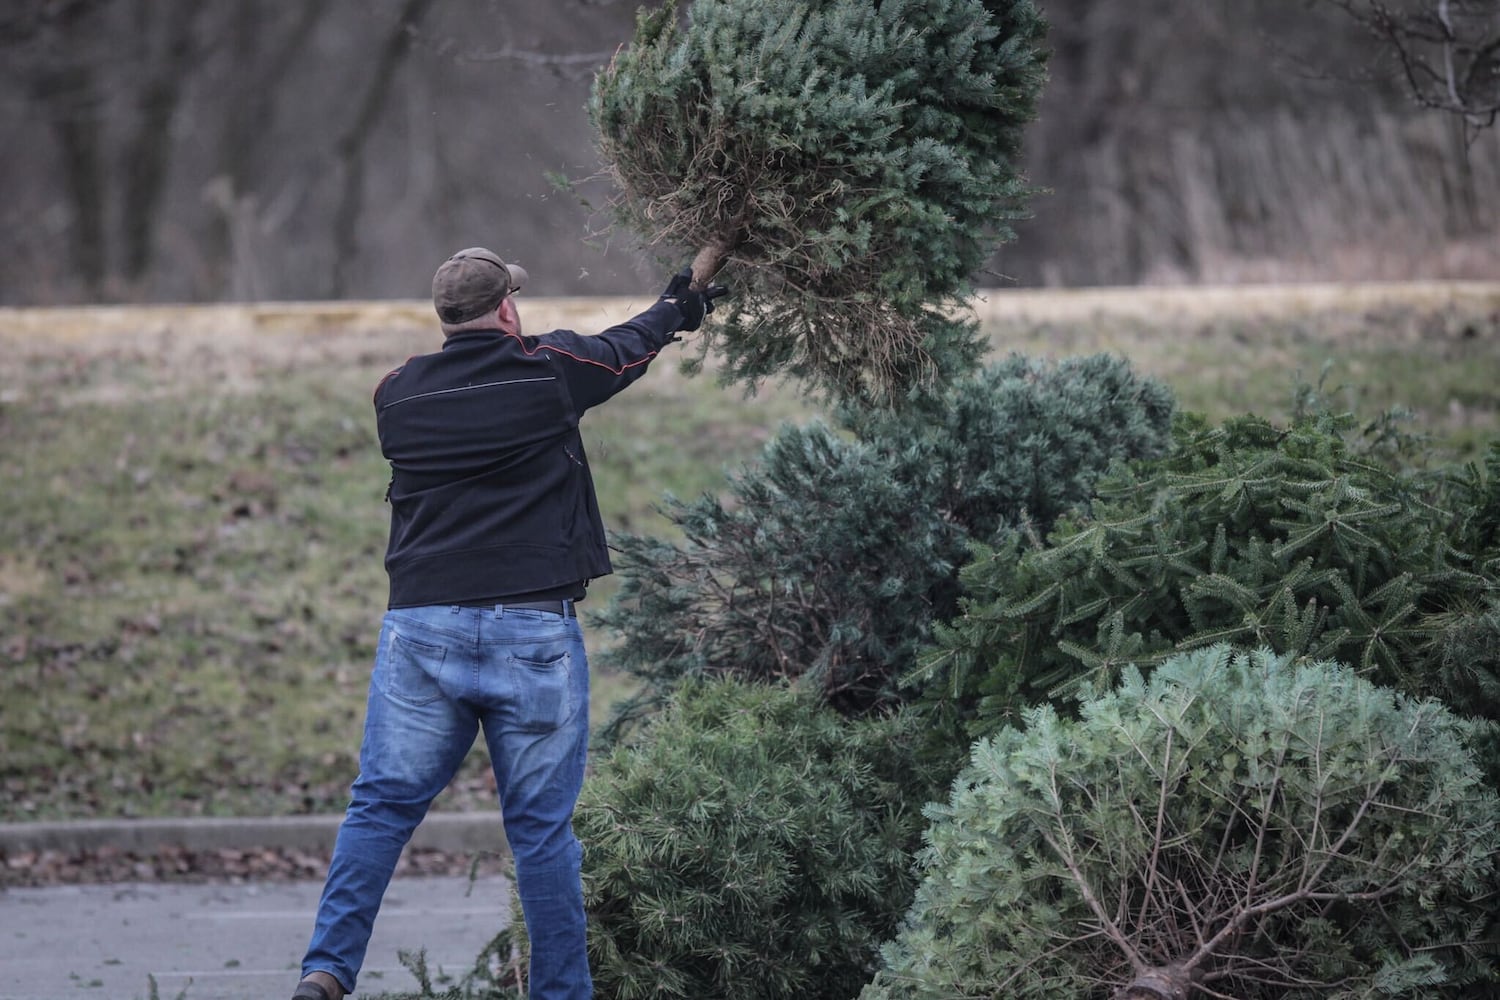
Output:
(591, 0), (1048, 402)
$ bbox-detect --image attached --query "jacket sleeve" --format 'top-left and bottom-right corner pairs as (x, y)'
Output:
(526, 299), (685, 413)
(372, 363), (406, 406)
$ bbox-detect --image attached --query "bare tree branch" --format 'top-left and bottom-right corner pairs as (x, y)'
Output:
(1318, 0), (1500, 135)
(463, 44), (616, 69)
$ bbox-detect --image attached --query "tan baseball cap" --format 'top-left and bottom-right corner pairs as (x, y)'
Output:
(432, 248), (529, 324)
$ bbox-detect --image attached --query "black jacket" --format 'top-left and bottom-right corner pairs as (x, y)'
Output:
(374, 300), (682, 608)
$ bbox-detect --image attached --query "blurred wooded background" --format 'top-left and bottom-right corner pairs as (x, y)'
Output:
(3, 0), (1497, 307)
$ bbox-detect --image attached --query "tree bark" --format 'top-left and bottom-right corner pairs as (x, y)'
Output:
(27, 1), (108, 296)
(690, 231), (746, 288)
(1113, 965), (1196, 1000)
(330, 0), (437, 297)
(205, 0), (331, 297)
(689, 241), (729, 288)
(120, 0), (204, 284)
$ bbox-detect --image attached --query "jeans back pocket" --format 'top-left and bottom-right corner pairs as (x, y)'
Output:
(508, 647), (574, 732)
(384, 630), (448, 707)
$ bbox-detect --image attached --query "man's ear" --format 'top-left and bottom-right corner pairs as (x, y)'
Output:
(498, 296), (522, 335)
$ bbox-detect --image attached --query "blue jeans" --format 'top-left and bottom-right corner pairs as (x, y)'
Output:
(302, 603), (592, 998)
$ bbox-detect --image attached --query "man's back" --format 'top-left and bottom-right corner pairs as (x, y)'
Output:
(375, 326), (624, 610)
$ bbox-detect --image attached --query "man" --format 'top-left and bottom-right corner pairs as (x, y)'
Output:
(292, 248), (727, 1000)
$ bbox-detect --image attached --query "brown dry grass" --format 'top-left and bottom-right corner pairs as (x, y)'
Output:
(4, 280), (1495, 456)
(1, 282), (1496, 822)
(7, 278), (1495, 378)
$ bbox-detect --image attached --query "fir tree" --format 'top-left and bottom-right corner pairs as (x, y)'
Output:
(580, 680), (938, 1000)
(919, 409), (1500, 737)
(863, 647), (1500, 1000)
(590, 0), (1048, 401)
(594, 354), (1173, 730)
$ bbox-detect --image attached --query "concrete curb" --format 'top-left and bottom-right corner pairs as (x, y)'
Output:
(0, 812), (507, 856)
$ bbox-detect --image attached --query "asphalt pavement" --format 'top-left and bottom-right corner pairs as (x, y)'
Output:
(0, 814), (513, 1000)
(0, 875), (512, 1000)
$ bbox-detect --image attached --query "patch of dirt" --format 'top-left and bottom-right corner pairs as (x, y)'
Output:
(1, 842), (510, 889)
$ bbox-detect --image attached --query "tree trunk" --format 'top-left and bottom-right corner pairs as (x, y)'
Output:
(1113, 965), (1196, 1000)
(120, 0), (203, 284)
(206, 0), (331, 297)
(42, 70), (107, 295)
(330, 0), (436, 297)
(689, 240), (733, 288)
(28, 2), (108, 296)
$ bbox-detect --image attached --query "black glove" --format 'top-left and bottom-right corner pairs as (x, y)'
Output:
(660, 267), (728, 333)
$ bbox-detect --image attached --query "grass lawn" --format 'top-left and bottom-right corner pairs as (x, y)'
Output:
(2, 283), (1496, 822)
